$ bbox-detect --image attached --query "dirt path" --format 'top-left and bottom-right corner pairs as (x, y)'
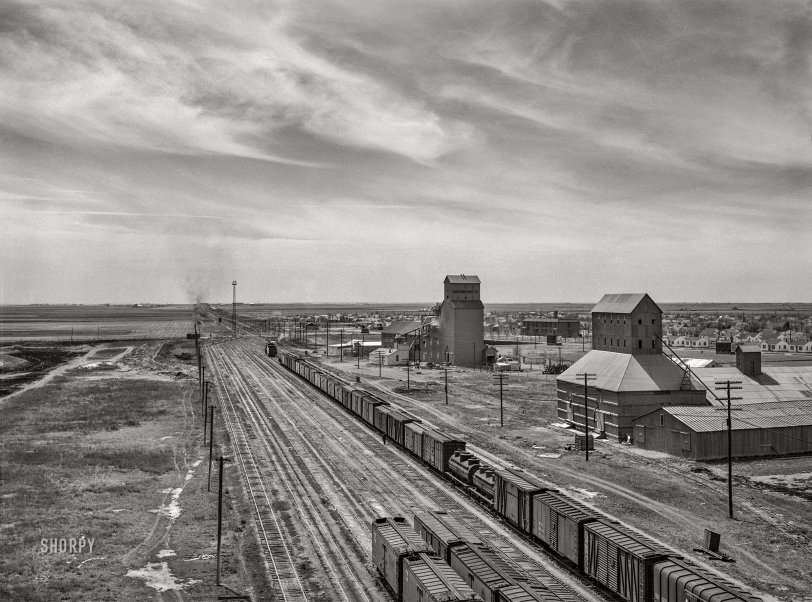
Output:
(0, 347), (94, 405)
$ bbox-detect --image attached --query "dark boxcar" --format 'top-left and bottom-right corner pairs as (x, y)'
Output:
(583, 520), (669, 602)
(653, 558), (764, 602)
(404, 422), (426, 459)
(422, 428), (466, 473)
(496, 582), (570, 602)
(363, 395), (388, 425)
(448, 542), (526, 602)
(472, 465), (495, 502)
(350, 389), (368, 417)
(340, 385), (356, 410)
(371, 516), (431, 600)
(374, 404), (392, 434)
(493, 469), (548, 534)
(448, 451), (481, 486)
(531, 490), (600, 569)
(403, 552), (481, 602)
(387, 409), (417, 447)
(414, 510), (483, 564)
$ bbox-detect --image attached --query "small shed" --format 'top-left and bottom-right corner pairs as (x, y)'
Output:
(736, 345), (761, 376)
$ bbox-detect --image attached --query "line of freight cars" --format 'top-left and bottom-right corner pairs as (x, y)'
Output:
(277, 350), (764, 602)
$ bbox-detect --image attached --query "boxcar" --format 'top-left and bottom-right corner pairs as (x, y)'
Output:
(653, 558), (763, 602)
(583, 520), (670, 602)
(371, 516), (431, 600)
(374, 404), (392, 434)
(339, 385), (356, 410)
(448, 451), (481, 486)
(402, 552), (481, 602)
(350, 389), (368, 417)
(387, 409), (417, 447)
(413, 510), (482, 564)
(404, 422), (426, 459)
(363, 395), (388, 425)
(422, 428), (466, 473)
(531, 490), (600, 569)
(448, 542), (526, 602)
(493, 469), (548, 534)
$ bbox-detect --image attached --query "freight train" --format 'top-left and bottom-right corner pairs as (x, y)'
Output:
(278, 350), (763, 602)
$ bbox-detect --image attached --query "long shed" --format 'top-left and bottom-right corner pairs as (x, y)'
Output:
(633, 400), (812, 460)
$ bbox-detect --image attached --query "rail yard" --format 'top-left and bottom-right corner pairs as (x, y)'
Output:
(2, 304), (811, 601)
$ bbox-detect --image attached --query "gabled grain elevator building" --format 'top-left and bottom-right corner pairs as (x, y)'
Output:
(557, 293), (706, 441)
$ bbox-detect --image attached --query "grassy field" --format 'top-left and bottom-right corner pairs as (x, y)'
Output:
(0, 341), (266, 601)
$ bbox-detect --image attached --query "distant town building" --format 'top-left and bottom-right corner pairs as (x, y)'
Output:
(418, 275), (484, 367)
(520, 314), (581, 338)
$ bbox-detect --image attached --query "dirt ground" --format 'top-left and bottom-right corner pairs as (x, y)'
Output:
(0, 339), (268, 601)
(309, 343), (812, 602)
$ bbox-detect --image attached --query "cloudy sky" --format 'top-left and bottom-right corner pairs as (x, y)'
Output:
(1, 0), (810, 304)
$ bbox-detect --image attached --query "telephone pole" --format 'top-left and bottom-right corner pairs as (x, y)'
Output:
(231, 280), (237, 336)
(492, 370), (508, 426)
(216, 456), (231, 585)
(576, 372), (596, 461)
(715, 379), (742, 519)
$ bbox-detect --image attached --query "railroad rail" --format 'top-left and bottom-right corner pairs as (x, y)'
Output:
(208, 338), (596, 602)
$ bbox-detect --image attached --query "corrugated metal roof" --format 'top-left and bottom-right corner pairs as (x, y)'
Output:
(654, 400), (812, 432)
(585, 521), (669, 558)
(591, 293), (659, 314)
(381, 320), (421, 335)
(559, 350), (690, 392)
(691, 365), (812, 406)
(445, 274), (481, 284)
(405, 554), (478, 600)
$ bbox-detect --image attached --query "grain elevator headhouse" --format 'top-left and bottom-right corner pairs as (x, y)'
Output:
(419, 275), (485, 368)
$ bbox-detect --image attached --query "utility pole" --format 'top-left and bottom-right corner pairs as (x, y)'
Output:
(215, 456), (231, 586)
(444, 363), (448, 405)
(200, 367), (206, 415)
(492, 370), (508, 426)
(406, 361), (410, 391)
(379, 353), (383, 378)
(208, 406), (216, 492)
(340, 329), (344, 362)
(231, 280), (237, 336)
(715, 379), (742, 519)
(576, 372), (596, 461)
(326, 322), (329, 356)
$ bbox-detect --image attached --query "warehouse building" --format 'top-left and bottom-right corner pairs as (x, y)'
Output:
(520, 315), (581, 338)
(418, 275), (484, 368)
(557, 293), (706, 441)
(632, 401), (812, 460)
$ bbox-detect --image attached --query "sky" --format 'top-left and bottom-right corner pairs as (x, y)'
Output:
(1, 0), (810, 304)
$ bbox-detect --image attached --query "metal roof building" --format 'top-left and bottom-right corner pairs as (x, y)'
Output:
(557, 350), (706, 441)
(690, 365), (812, 406)
(557, 292), (705, 442)
(632, 400), (812, 460)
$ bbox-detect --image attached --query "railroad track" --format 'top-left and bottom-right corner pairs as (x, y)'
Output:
(217, 339), (598, 602)
(210, 342), (372, 601)
(208, 345), (311, 601)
